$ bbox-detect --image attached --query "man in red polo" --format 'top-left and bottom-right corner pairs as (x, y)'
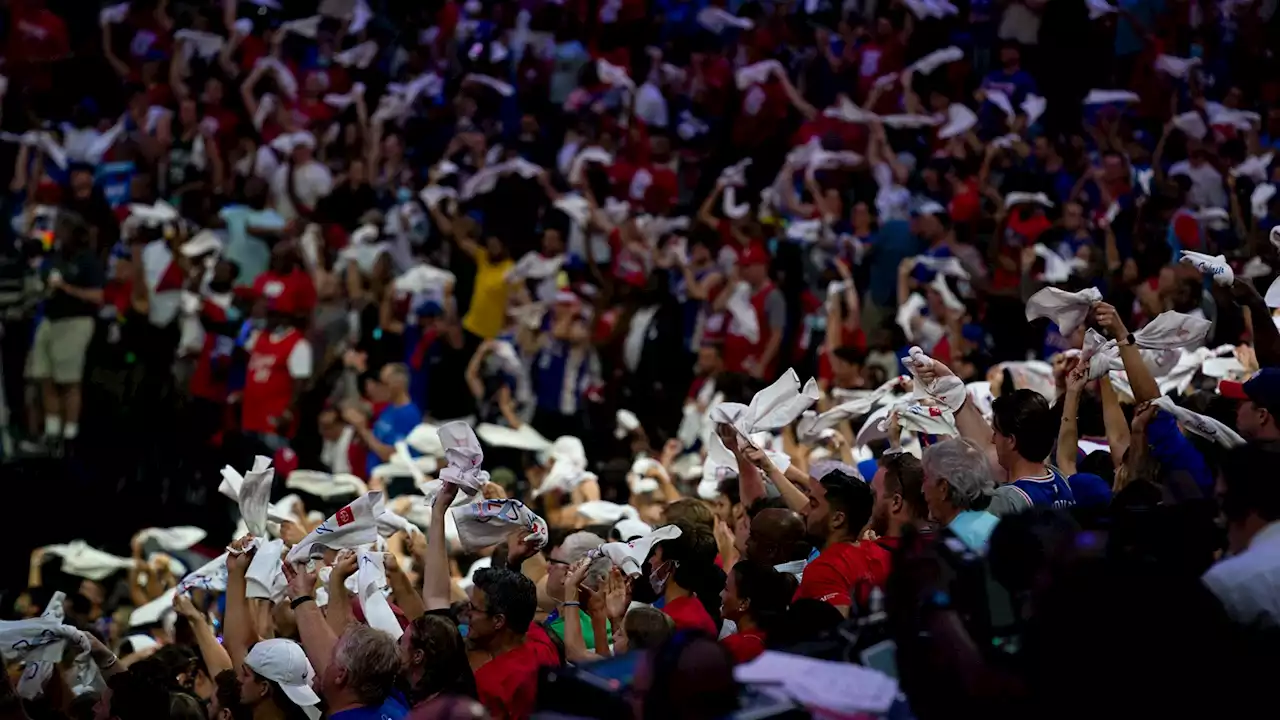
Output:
(721, 246), (784, 380)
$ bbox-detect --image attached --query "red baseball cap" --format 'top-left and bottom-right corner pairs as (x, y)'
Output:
(739, 245), (769, 267)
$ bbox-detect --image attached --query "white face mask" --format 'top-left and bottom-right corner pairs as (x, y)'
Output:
(648, 560), (674, 596)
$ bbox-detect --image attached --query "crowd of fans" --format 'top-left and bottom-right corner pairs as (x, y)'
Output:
(3, 0), (1280, 718)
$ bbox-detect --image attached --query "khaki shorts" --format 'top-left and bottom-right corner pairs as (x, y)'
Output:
(26, 316), (95, 384)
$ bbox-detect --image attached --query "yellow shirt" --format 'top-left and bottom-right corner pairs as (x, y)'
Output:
(462, 248), (514, 340)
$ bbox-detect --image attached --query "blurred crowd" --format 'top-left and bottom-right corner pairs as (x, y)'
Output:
(3, 0), (1280, 718)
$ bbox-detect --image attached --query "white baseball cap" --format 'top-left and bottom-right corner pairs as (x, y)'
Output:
(244, 639), (322, 720)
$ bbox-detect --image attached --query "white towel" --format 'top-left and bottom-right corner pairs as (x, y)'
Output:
(136, 527), (207, 552)
(985, 89), (1015, 120)
(696, 6), (753, 32)
(1132, 311), (1212, 350)
(465, 73), (515, 97)
(286, 493), (385, 562)
(912, 46), (963, 75)
(597, 59), (635, 90)
(1033, 245), (1087, 284)
(1084, 89), (1140, 105)
(937, 104), (978, 140)
(1086, 0), (1117, 19)
(0, 618), (97, 699)
(1155, 54), (1200, 78)
(451, 499), (548, 552)
(913, 254), (971, 281)
(901, 347), (968, 412)
(1231, 153), (1273, 184)
(377, 510), (419, 538)
(723, 282), (761, 344)
(280, 15), (322, 38)
(285, 470), (370, 500)
(735, 60), (783, 90)
(393, 264), (456, 295)
(796, 377), (903, 443)
(627, 457), (663, 494)
(1180, 250), (1233, 285)
(568, 146), (614, 184)
(323, 82), (367, 110)
(436, 422), (491, 495)
(576, 501), (640, 524)
(356, 552), (401, 640)
(245, 539), (287, 602)
(334, 40), (379, 69)
(591, 524), (682, 578)
(506, 252), (565, 283)
(178, 553), (229, 594)
(129, 588), (177, 627)
(175, 29), (224, 61)
(1005, 191), (1054, 209)
(1025, 286), (1103, 335)
(880, 404), (959, 438)
(475, 423), (553, 451)
(1152, 396), (1246, 448)
(1172, 111), (1208, 139)
(1022, 94), (1047, 126)
(708, 369), (820, 470)
(41, 541), (135, 582)
(221, 456), (275, 537)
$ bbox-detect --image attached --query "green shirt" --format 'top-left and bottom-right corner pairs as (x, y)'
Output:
(546, 608), (610, 649)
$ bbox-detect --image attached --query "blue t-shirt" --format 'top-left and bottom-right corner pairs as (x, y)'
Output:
(330, 695), (409, 720)
(368, 402), (422, 476)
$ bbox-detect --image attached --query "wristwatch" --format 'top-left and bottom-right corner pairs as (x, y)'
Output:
(1123, 332), (1136, 347)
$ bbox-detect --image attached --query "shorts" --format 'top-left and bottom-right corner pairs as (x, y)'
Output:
(26, 316), (95, 384)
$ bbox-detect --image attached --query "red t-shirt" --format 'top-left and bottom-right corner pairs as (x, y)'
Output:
(794, 540), (893, 610)
(253, 268), (317, 317)
(732, 78), (789, 147)
(474, 624), (561, 720)
(721, 631), (767, 664)
(994, 212), (1052, 292)
(663, 595), (718, 636)
(7, 8), (69, 89)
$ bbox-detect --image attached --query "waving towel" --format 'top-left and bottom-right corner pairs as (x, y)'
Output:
(451, 499), (548, 552)
(697, 6), (753, 32)
(576, 501), (641, 525)
(796, 376), (904, 443)
(901, 347), (967, 411)
(938, 104), (978, 140)
(245, 539), (287, 602)
(708, 369), (820, 469)
(220, 456), (275, 537)
(436, 422), (490, 495)
(0, 618), (97, 699)
(591, 524), (682, 578)
(534, 436), (595, 497)
(880, 404), (959, 439)
(913, 254), (971, 280)
(136, 526), (207, 552)
(356, 552), (402, 640)
(1025, 286), (1103, 335)
(1152, 396), (1246, 448)
(735, 60), (783, 90)
(41, 541), (136, 582)
(286, 493), (385, 563)
(1132, 311), (1212, 350)
(724, 282), (761, 344)
(1180, 250), (1234, 286)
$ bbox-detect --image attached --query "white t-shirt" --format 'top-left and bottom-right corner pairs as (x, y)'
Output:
(1168, 160), (1227, 210)
(270, 161), (334, 221)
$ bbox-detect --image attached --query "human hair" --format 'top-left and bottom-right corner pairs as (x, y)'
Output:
(334, 624), (403, 707)
(472, 567), (538, 633)
(623, 606), (675, 650)
(730, 562), (794, 635)
(991, 389), (1057, 462)
(1221, 445), (1280, 524)
(214, 670), (251, 720)
(382, 362), (410, 387)
(168, 692), (204, 720)
(663, 498), (715, 531)
(881, 452), (927, 519)
(558, 531), (611, 588)
(644, 634), (738, 720)
(104, 665), (171, 720)
(819, 470), (874, 534)
(406, 614), (478, 703)
(716, 475), (741, 507)
(661, 521), (726, 629)
(921, 439), (995, 511)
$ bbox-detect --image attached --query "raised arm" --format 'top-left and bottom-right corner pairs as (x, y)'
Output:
(223, 536), (260, 668)
(424, 483), (461, 610)
(1056, 362), (1087, 476)
(1094, 302), (1159, 402)
(282, 558), (339, 677)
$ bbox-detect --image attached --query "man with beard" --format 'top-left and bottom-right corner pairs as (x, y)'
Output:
(868, 453), (932, 549)
(792, 469), (880, 617)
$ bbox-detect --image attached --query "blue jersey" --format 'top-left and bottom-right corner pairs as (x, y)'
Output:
(1010, 467), (1076, 510)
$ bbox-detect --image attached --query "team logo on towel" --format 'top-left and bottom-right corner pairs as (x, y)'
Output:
(336, 506), (355, 527)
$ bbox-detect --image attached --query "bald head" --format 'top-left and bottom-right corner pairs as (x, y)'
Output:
(746, 508), (809, 566)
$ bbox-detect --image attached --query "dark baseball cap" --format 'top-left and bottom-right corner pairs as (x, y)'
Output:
(1220, 368), (1280, 413)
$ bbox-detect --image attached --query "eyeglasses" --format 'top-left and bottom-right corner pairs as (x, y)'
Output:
(460, 601), (494, 617)
(547, 558), (570, 567)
